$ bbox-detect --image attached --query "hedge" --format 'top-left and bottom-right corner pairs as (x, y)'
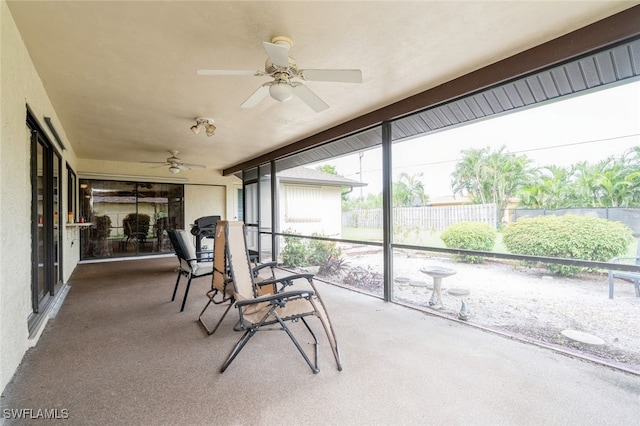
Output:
(502, 214), (633, 275)
(440, 221), (497, 263)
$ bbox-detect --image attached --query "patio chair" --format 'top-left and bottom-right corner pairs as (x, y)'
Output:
(167, 229), (214, 312)
(219, 220), (342, 374)
(607, 241), (640, 299)
(198, 221), (278, 335)
(122, 216), (149, 250)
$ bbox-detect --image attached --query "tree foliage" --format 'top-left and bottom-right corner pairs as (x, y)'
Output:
(316, 164), (339, 176)
(343, 192), (383, 210)
(450, 145), (640, 210)
(393, 172), (429, 207)
(451, 145), (533, 210)
(316, 163), (353, 204)
(518, 147), (640, 208)
(343, 172), (428, 209)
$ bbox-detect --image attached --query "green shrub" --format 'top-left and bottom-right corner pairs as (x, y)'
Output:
(281, 233), (308, 267)
(307, 235), (341, 265)
(502, 214), (633, 276)
(440, 221), (497, 263)
(123, 213), (151, 237)
(281, 231), (342, 269)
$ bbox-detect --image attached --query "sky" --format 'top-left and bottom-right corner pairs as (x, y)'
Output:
(312, 79), (640, 198)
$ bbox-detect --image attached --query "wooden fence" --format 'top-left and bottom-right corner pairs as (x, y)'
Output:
(342, 203), (497, 231)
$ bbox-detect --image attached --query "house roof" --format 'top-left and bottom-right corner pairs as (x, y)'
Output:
(277, 167), (367, 188)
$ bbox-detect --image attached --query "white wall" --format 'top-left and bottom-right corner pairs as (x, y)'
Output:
(0, 0), (79, 392)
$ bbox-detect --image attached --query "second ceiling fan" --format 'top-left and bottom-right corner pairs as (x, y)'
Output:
(197, 36), (362, 112)
(140, 150), (206, 174)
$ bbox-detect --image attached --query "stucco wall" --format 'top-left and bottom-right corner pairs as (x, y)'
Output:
(0, 0), (79, 393)
(184, 184), (226, 226)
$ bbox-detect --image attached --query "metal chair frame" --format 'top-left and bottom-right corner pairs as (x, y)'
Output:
(198, 222), (277, 335)
(167, 229), (213, 311)
(217, 221), (342, 374)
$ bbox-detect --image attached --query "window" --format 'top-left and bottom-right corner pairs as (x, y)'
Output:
(66, 164), (77, 223)
(79, 180), (184, 259)
(283, 185), (323, 224)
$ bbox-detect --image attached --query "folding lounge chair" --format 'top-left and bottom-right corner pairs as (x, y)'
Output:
(219, 221), (342, 374)
(167, 229), (214, 312)
(198, 221), (278, 335)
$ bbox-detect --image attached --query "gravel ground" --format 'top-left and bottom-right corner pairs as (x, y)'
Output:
(312, 247), (640, 373)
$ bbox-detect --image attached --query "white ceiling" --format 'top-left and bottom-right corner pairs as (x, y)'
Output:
(7, 1), (636, 174)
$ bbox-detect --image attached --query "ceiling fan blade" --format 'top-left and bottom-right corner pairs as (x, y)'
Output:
(291, 83), (329, 112)
(263, 41), (290, 68)
(182, 163), (206, 169)
(241, 84), (270, 109)
(197, 69), (262, 76)
(300, 69), (362, 83)
(139, 162), (170, 169)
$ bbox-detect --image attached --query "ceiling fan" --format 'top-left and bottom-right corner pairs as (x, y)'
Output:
(197, 36), (362, 112)
(140, 150), (206, 174)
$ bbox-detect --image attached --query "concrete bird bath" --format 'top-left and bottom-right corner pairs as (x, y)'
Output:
(420, 265), (457, 310)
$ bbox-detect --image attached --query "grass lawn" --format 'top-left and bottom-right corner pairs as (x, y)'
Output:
(342, 227), (504, 251)
(342, 226), (635, 257)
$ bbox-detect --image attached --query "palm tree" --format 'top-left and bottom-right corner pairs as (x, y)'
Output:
(519, 165), (571, 209)
(569, 161), (604, 207)
(596, 153), (640, 207)
(395, 172), (429, 207)
(451, 147), (490, 204)
(451, 145), (533, 211)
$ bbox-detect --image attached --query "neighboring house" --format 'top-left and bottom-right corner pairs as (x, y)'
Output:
(427, 195), (472, 207)
(277, 167), (366, 238)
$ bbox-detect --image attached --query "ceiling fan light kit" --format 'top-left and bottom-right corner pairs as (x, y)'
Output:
(269, 81), (293, 102)
(190, 118), (216, 136)
(197, 35), (362, 112)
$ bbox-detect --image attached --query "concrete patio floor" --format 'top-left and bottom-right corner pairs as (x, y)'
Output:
(1, 257), (639, 425)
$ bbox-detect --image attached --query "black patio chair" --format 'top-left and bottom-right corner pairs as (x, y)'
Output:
(167, 229), (214, 311)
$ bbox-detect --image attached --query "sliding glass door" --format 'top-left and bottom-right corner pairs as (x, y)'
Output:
(79, 179), (184, 260)
(29, 114), (62, 327)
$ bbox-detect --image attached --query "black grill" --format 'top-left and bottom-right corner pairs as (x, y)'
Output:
(190, 215), (220, 253)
